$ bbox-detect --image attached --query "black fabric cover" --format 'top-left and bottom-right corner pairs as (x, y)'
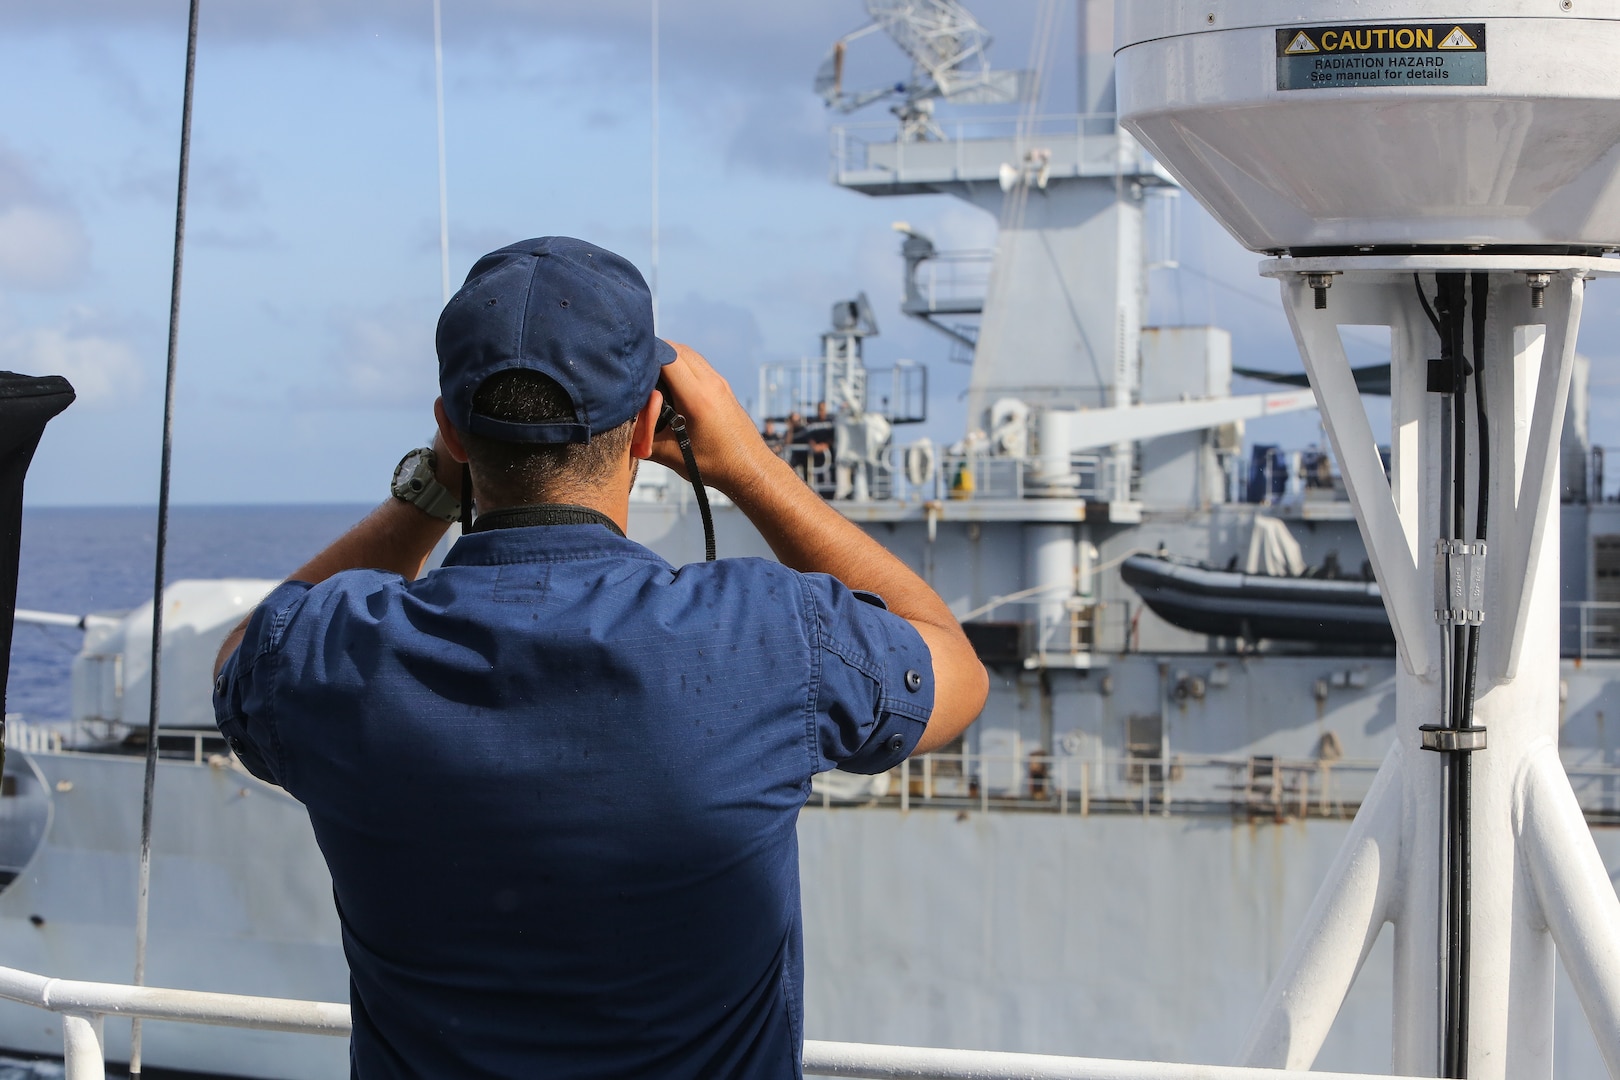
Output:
(0, 372), (75, 724)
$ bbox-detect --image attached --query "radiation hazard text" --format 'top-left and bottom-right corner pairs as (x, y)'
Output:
(1276, 23), (1487, 92)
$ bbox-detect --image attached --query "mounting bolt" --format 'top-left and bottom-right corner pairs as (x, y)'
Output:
(1304, 272), (1337, 310)
(1526, 271), (1553, 308)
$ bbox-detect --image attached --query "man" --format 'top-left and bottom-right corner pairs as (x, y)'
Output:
(761, 417), (786, 457)
(212, 237), (987, 1078)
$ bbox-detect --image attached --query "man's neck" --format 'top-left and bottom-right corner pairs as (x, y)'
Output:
(472, 488), (631, 534)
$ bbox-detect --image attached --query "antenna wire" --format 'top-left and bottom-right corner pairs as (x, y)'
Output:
(434, 0), (451, 304)
(130, 0), (202, 1074)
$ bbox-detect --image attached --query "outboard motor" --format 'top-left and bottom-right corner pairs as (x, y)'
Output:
(0, 372), (75, 768)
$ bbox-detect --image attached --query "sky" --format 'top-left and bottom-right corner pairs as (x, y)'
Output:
(6, 0), (1619, 506)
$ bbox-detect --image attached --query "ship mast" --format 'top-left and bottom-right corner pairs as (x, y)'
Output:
(1119, 5), (1620, 1075)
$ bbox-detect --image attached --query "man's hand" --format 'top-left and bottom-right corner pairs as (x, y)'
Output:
(648, 342), (779, 501)
(430, 429), (467, 500)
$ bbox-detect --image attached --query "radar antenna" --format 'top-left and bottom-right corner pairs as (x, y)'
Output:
(814, 0), (1028, 140)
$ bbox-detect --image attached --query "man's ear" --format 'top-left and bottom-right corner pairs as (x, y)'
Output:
(630, 388), (663, 461)
(433, 398), (470, 464)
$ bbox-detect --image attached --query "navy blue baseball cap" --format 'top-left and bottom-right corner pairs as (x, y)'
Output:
(436, 237), (676, 443)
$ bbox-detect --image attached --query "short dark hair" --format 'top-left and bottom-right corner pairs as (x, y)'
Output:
(460, 369), (636, 505)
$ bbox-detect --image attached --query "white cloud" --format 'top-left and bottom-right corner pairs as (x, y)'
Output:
(328, 303), (439, 407)
(0, 323), (142, 405)
(0, 204), (90, 289)
(0, 149), (91, 290)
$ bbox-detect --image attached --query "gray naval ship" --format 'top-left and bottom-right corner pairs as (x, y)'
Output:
(5, 1), (1620, 1076)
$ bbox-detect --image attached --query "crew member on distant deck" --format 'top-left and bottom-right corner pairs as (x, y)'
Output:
(762, 417), (787, 456)
(211, 237), (987, 1080)
(784, 409), (807, 472)
(803, 400), (835, 455)
(801, 400), (837, 497)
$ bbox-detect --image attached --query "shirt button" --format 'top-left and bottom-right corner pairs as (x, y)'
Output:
(887, 734), (906, 752)
(228, 737), (246, 755)
(904, 669), (923, 693)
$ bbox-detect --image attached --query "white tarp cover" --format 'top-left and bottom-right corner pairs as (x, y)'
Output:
(1247, 516), (1305, 577)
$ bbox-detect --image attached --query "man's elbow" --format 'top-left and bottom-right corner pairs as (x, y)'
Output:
(915, 653), (988, 755)
(967, 656), (989, 715)
(953, 655), (990, 733)
(213, 620), (250, 681)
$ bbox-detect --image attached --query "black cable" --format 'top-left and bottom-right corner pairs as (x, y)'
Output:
(669, 414), (715, 561)
(1439, 273), (1470, 734)
(1449, 273), (1490, 1079)
(1459, 752), (1471, 1076)
(1471, 273), (1491, 539)
(132, 2), (201, 1076)
(1415, 273), (1443, 336)
(1431, 271), (1476, 1080)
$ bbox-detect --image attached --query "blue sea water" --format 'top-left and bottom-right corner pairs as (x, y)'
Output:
(8, 504), (371, 722)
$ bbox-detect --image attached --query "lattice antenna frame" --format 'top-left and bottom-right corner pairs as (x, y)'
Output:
(815, 0), (1025, 124)
(868, 0), (994, 100)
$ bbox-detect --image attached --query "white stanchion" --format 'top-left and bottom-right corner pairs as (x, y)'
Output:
(60, 1014), (104, 1080)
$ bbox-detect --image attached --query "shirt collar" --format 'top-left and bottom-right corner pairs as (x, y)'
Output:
(441, 523), (669, 568)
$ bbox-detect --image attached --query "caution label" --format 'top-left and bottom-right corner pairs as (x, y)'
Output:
(1276, 23), (1487, 91)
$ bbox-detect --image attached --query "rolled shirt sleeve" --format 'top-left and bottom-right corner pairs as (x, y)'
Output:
(212, 579), (314, 787)
(799, 574), (935, 775)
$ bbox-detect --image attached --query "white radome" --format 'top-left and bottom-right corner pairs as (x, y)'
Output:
(1116, 2), (1620, 251)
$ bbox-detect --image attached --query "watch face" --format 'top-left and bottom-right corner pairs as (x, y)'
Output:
(393, 451), (426, 494)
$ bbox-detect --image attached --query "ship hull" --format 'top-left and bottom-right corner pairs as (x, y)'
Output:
(0, 716), (1615, 1076)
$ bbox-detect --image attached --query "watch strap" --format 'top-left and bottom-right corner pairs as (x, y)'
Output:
(409, 477), (462, 522)
(392, 448), (462, 522)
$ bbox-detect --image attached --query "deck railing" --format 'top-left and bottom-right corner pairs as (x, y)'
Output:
(2, 717), (65, 754)
(813, 750), (1620, 823)
(827, 112), (1153, 184)
(1562, 601), (1620, 659)
(814, 751), (1383, 819)
(0, 962), (1403, 1080)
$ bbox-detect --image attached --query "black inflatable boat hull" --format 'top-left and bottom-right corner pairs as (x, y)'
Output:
(1121, 554), (1394, 645)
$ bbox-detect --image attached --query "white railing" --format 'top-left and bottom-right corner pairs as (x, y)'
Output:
(806, 1043), (1397, 1079)
(152, 726), (231, 766)
(890, 451), (1115, 504)
(0, 961), (1402, 1080)
(911, 248), (994, 313)
(4, 718), (65, 754)
(1562, 601), (1620, 660)
(1562, 763), (1620, 818)
(0, 964), (347, 1080)
(813, 752), (1384, 820)
(828, 112), (1150, 182)
(814, 751), (1620, 823)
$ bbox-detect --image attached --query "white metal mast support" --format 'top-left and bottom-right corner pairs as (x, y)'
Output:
(1236, 255), (1620, 1079)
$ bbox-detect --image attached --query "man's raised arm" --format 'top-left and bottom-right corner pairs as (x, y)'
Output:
(212, 436), (463, 679)
(649, 343), (988, 753)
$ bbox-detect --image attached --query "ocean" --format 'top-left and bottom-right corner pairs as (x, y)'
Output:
(8, 505), (372, 723)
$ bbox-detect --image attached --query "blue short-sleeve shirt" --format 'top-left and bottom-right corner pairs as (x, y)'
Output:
(213, 524), (933, 1079)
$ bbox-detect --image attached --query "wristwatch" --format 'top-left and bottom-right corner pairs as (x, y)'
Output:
(391, 448), (461, 522)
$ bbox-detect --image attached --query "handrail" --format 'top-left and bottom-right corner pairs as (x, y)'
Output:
(0, 965), (349, 1034)
(803, 1041), (1398, 1080)
(0, 962), (1404, 1080)
(12, 610), (120, 631)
